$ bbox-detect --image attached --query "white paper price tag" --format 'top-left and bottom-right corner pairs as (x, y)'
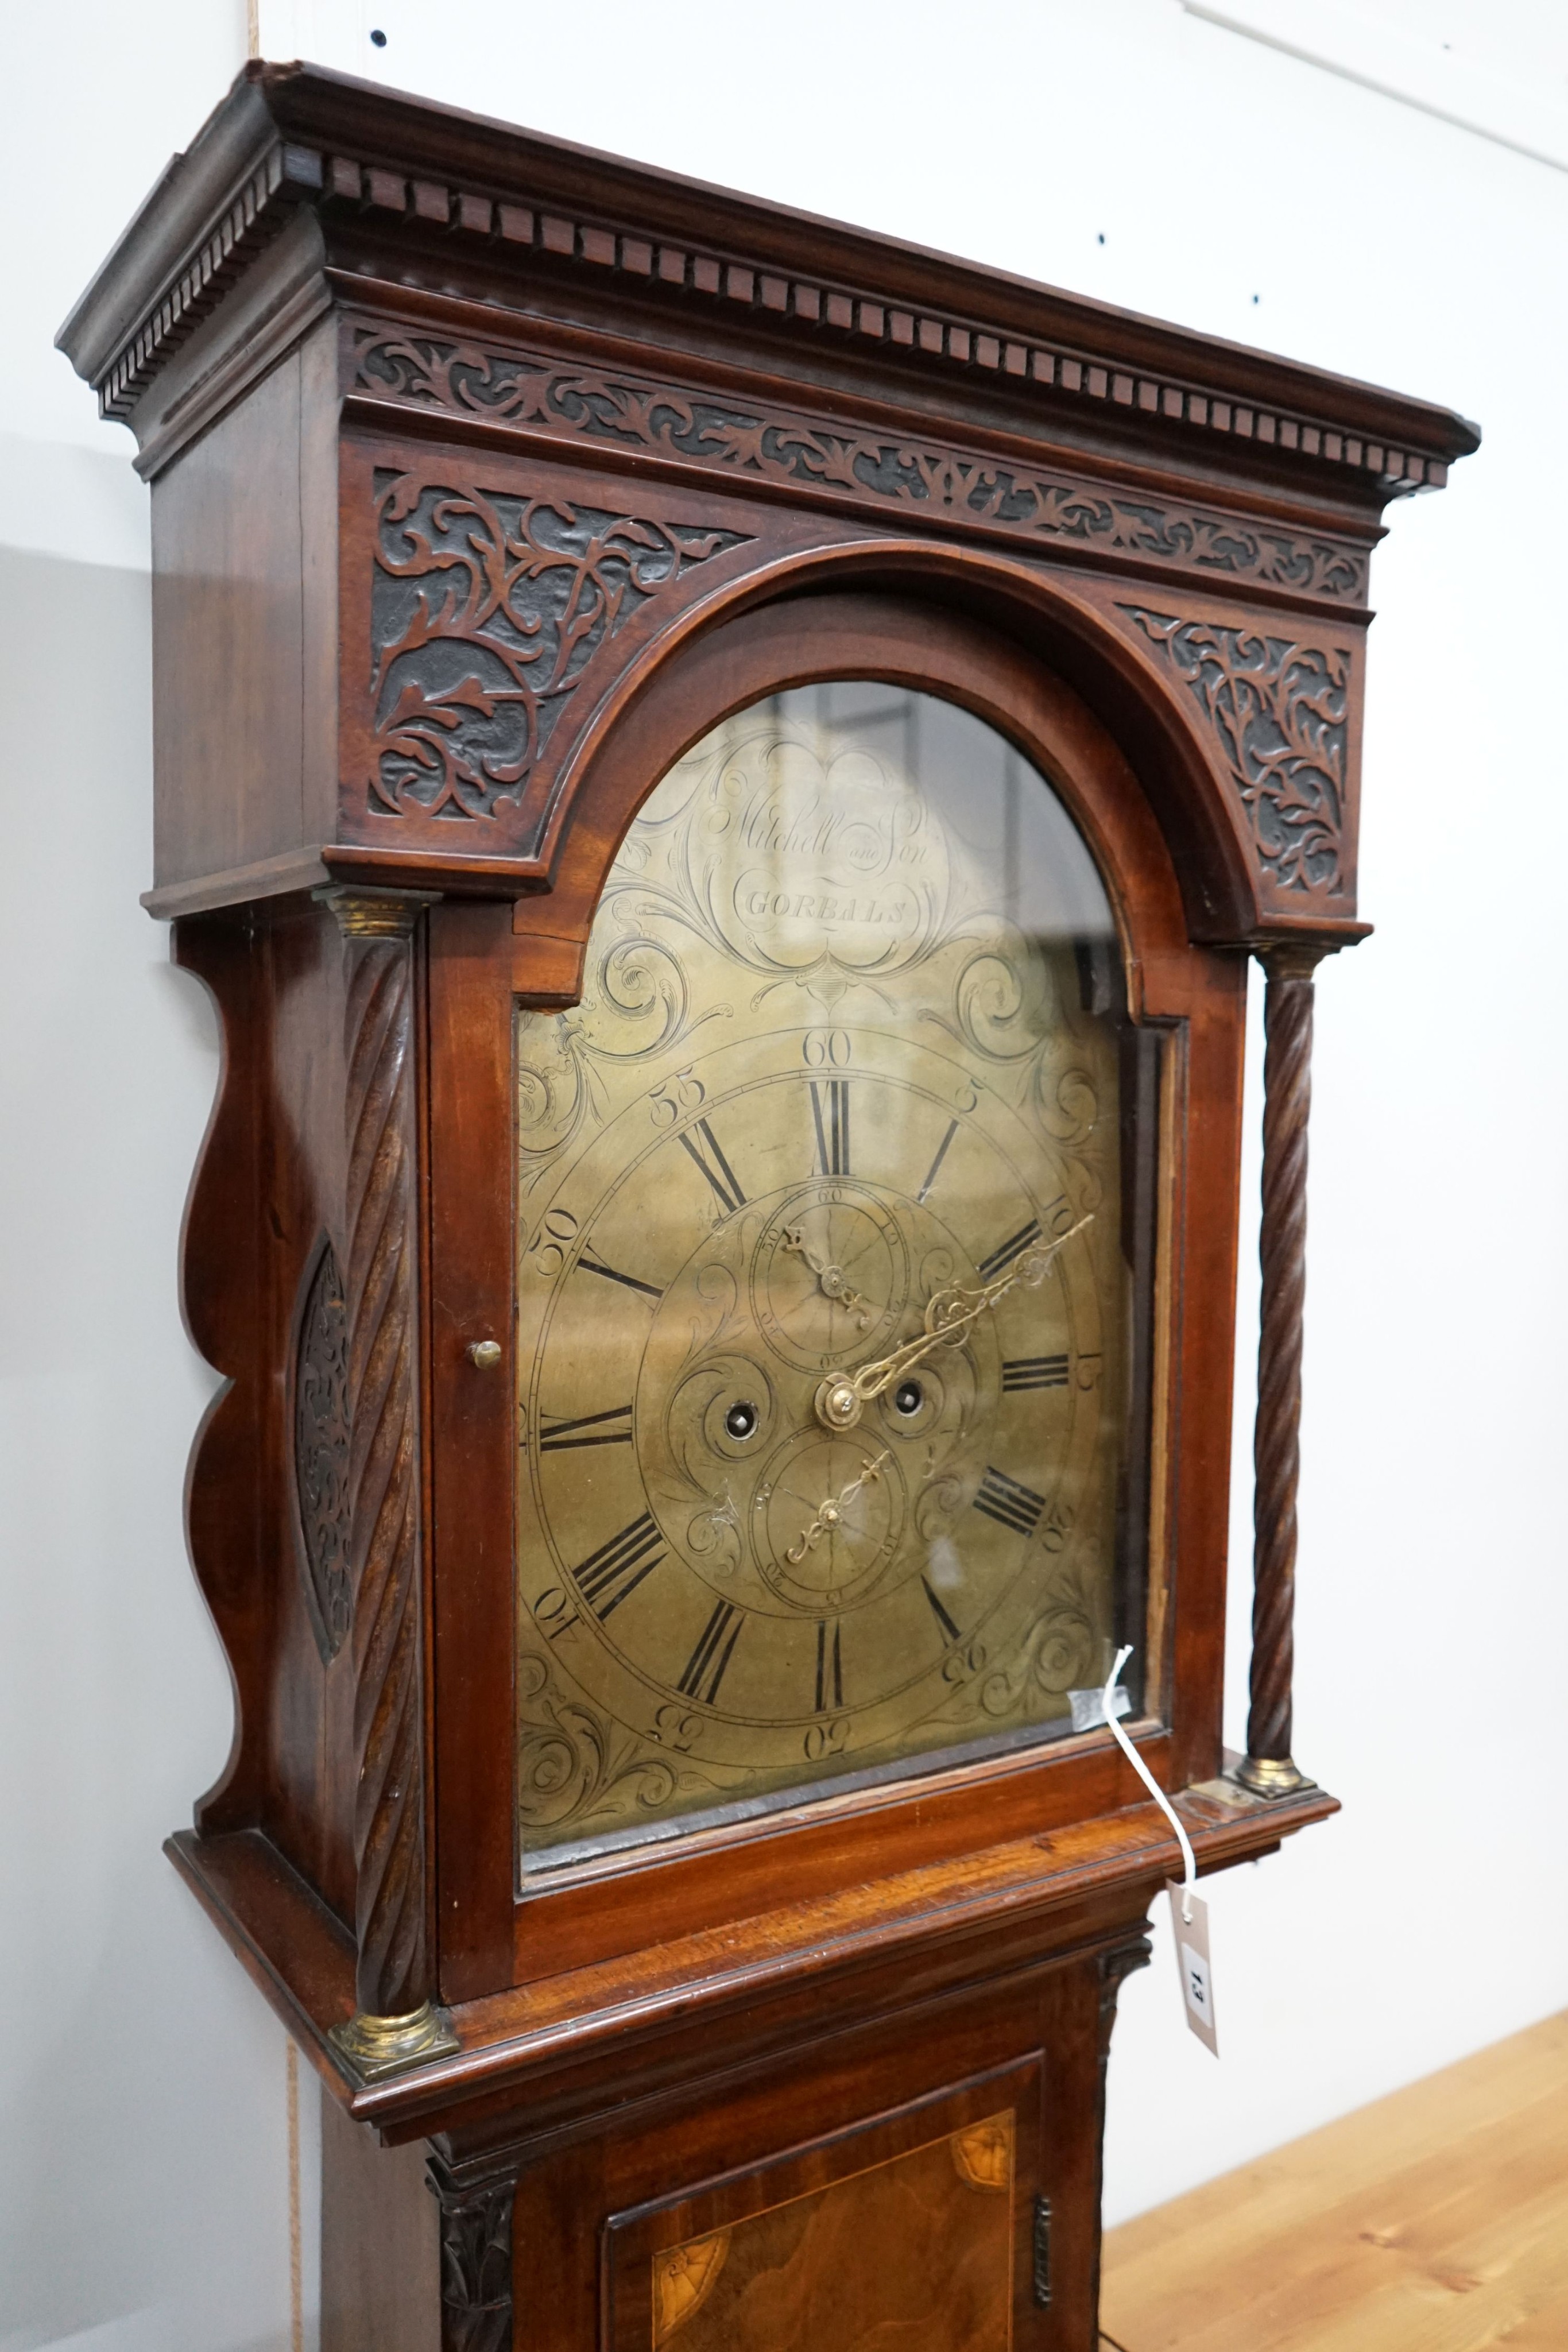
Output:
(1167, 1882), (1219, 2057)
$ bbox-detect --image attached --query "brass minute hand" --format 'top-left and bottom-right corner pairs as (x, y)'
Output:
(813, 1214), (1094, 1432)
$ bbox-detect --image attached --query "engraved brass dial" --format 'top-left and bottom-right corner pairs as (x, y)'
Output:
(514, 689), (1136, 1866)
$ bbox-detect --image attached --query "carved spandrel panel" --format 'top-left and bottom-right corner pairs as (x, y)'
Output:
(1119, 605), (1354, 908)
(366, 469), (751, 822)
(512, 684), (1156, 1869)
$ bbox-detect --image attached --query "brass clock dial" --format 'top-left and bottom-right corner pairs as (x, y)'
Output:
(514, 687), (1142, 1867)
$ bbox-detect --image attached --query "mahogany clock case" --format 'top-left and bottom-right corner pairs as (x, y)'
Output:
(170, 562), (1269, 1994)
(56, 56), (1473, 2348)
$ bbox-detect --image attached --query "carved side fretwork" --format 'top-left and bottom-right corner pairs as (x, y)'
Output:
(328, 886), (435, 2021)
(1119, 607), (1351, 904)
(1096, 1933), (1153, 2069)
(291, 1233), (352, 1666)
(428, 2149), (518, 2352)
(1090, 1931), (1153, 2330)
(368, 470), (750, 821)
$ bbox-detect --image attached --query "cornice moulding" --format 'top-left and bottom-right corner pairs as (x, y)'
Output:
(59, 59), (1480, 508)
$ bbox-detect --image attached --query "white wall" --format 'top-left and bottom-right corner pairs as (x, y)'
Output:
(2, 12), (319, 2350)
(4, 1), (1565, 2338)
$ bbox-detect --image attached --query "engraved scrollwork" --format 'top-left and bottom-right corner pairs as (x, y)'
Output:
(515, 921), (729, 1165)
(1033, 1063), (1099, 1148)
(973, 1567), (1101, 1722)
(352, 328), (1372, 602)
(1121, 608), (1350, 898)
(367, 471), (749, 820)
(663, 1348), (777, 1496)
(930, 936), (1103, 1161)
(513, 697), (1127, 1848)
(516, 1654), (689, 1833)
(608, 718), (954, 1015)
(594, 933), (689, 1055)
(686, 1483), (744, 1578)
(948, 945), (1036, 1063)
(291, 1234), (351, 1665)
(515, 1015), (592, 1163)
(915, 1475), (967, 1544)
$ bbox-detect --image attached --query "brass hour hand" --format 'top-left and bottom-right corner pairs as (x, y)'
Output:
(779, 1224), (874, 1329)
(814, 1213), (1094, 1431)
(785, 1450), (891, 1564)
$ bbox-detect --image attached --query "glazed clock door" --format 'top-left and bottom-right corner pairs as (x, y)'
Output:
(510, 682), (1157, 1876)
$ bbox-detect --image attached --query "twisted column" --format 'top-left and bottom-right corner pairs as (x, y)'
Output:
(1237, 945), (1326, 1798)
(320, 888), (456, 2081)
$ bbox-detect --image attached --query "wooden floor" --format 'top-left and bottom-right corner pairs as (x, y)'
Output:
(1098, 2011), (1568, 2351)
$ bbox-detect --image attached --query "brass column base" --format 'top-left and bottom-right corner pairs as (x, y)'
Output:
(328, 1999), (460, 2084)
(1233, 1753), (1317, 1800)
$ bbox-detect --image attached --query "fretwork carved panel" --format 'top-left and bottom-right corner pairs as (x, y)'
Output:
(367, 470), (750, 822)
(291, 1232), (352, 1666)
(1120, 606), (1353, 904)
(350, 327), (1372, 607)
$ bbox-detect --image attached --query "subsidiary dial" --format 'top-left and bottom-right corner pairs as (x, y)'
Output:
(751, 1183), (910, 1372)
(753, 1430), (906, 1611)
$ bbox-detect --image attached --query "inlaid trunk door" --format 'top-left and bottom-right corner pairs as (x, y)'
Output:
(604, 2057), (1046, 2352)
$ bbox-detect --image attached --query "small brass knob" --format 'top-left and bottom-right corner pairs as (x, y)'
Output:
(467, 1339), (503, 1370)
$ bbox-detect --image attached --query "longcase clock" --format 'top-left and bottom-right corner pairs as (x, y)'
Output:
(60, 60), (1476, 2350)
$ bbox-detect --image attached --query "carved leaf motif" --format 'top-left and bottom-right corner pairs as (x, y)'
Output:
(1098, 1935), (1154, 2063)
(353, 328), (1370, 602)
(292, 1235), (352, 1665)
(1121, 608), (1350, 897)
(431, 2167), (515, 2352)
(368, 473), (750, 820)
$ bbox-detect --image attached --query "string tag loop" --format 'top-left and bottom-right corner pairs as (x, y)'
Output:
(1100, 1645), (1219, 2056)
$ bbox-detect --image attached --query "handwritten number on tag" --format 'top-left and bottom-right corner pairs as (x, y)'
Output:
(1167, 1883), (1219, 2057)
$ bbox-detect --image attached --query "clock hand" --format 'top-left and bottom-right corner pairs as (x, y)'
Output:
(785, 1450), (891, 1565)
(813, 1214), (1094, 1432)
(779, 1225), (874, 1330)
